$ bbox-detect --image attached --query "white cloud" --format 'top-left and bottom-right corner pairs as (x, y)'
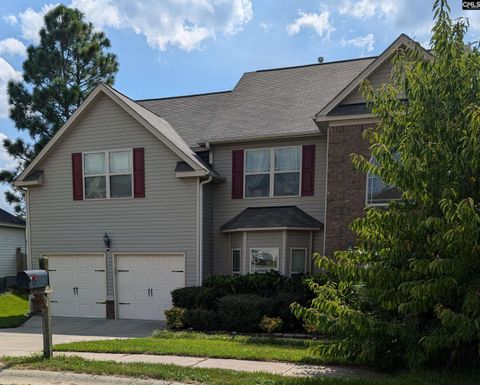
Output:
(0, 38), (27, 58)
(3, 15), (17, 26)
(287, 10), (335, 39)
(18, 3), (59, 44)
(71, 0), (253, 51)
(0, 132), (18, 172)
(338, 0), (397, 19)
(259, 22), (273, 33)
(0, 58), (22, 119)
(341, 33), (375, 54)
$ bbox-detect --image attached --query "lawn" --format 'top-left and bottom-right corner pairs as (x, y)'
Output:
(0, 292), (29, 328)
(55, 330), (340, 365)
(3, 355), (480, 385)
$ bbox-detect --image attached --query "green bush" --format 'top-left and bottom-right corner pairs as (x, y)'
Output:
(270, 291), (306, 332)
(164, 307), (185, 330)
(217, 294), (271, 332)
(171, 286), (218, 310)
(184, 308), (218, 331)
(259, 316), (283, 333)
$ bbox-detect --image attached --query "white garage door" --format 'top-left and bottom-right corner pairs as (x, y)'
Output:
(116, 254), (185, 320)
(47, 254), (106, 318)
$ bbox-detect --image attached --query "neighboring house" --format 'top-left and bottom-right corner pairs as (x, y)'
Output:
(14, 34), (426, 321)
(0, 209), (25, 278)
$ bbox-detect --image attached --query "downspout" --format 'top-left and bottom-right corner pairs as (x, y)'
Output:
(198, 175), (213, 286)
(24, 188), (32, 270)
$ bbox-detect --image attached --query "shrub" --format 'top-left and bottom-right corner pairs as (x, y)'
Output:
(184, 308), (218, 331)
(171, 286), (217, 310)
(270, 291), (306, 332)
(164, 307), (186, 330)
(217, 294), (271, 332)
(259, 316), (283, 334)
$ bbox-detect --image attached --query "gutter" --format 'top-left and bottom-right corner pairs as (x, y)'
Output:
(197, 175), (213, 285)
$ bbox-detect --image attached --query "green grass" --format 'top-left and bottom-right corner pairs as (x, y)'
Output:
(3, 355), (480, 385)
(55, 330), (339, 365)
(0, 292), (29, 328)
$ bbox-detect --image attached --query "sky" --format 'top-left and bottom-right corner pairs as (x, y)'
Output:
(0, 0), (478, 213)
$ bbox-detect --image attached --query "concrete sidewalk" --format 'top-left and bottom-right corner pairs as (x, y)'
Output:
(55, 351), (379, 378)
(0, 369), (185, 385)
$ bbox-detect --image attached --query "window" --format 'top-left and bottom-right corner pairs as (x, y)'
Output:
(84, 150), (132, 199)
(366, 157), (401, 206)
(291, 248), (307, 274)
(232, 249), (241, 275)
(245, 147), (301, 198)
(250, 248), (279, 273)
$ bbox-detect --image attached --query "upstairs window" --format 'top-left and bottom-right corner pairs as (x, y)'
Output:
(83, 150), (133, 199)
(245, 146), (301, 198)
(366, 156), (401, 205)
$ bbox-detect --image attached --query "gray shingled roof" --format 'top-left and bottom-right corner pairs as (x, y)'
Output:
(0, 208), (25, 227)
(201, 58), (375, 143)
(221, 206), (323, 232)
(137, 91), (231, 148)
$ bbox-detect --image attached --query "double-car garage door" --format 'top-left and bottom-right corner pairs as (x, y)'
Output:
(47, 254), (184, 320)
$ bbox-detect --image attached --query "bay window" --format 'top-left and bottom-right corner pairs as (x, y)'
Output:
(232, 249), (241, 275)
(245, 146), (301, 198)
(291, 248), (307, 274)
(84, 149), (133, 199)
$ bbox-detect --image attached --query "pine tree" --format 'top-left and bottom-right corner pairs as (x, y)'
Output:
(1, 5), (118, 214)
(293, 0), (480, 370)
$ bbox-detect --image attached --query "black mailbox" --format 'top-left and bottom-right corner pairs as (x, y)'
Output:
(16, 270), (49, 290)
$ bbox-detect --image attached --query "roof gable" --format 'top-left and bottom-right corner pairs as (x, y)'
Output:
(315, 34), (432, 120)
(17, 83), (210, 183)
(0, 208), (25, 228)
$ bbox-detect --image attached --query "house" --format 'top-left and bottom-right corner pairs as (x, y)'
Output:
(14, 34), (426, 321)
(0, 209), (25, 278)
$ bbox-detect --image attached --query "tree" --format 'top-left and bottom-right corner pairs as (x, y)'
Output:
(1, 5), (118, 214)
(293, 0), (480, 370)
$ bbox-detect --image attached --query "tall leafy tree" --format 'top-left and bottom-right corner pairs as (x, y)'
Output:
(294, 0), (480, 370)
(1, 5), (118, 214)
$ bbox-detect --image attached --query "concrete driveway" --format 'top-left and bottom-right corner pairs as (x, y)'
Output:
(0, 315), (164, 357)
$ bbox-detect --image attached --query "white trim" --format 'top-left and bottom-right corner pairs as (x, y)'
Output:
(249, 247), (280, 273)
(198, 176), (213, 285)
(83, 149), (133, 200)
(231, 248), (241, 275)
(222, 226), (321, 233)
(315, 34), (431, 118)
(290, 247), (308, 274)
(17, 84), (208, 183)
(14, 177), (43, 187)
(282, 230), (287, 275)
(41, 252), (107, 257)
(242, 232), (247, 274)
(309, 230), (313, 274)
(244, 146), (302, 199)
(315, 114), (375, 123)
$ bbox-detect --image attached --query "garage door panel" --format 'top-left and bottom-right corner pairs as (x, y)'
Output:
(47, 255), (106, 319)
(117, 255), (184, 321)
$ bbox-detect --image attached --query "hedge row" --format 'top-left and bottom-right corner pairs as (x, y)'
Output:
(167, 271), (313, 333)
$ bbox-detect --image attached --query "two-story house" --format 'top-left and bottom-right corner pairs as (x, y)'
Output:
(14, 34), (425, 321)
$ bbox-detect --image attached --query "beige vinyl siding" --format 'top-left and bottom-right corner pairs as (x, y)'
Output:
(341, 60), (393, 105)
(0, 226), (25, 277)
(211, 136), (326, 275)
(28, 93), (198, 290)
(202, 183), (214, 278)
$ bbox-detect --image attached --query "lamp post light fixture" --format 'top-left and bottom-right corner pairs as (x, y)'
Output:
(103, 233), (111, 250)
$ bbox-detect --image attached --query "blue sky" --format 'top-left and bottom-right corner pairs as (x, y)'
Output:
(0, 0), (477, 213)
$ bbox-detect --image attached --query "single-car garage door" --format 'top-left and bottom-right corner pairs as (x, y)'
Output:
(116, 254), (185, 320)
(47, 254), (107, 318)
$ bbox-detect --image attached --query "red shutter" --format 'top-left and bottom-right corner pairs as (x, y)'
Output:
(72, 153), (83, 201)
(231, 149), (244, 199)
(301, 145), (315, 196)
(133, 148), (145, 198)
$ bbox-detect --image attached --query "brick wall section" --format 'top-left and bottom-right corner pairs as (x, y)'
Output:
(324, 124), (371, 256)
